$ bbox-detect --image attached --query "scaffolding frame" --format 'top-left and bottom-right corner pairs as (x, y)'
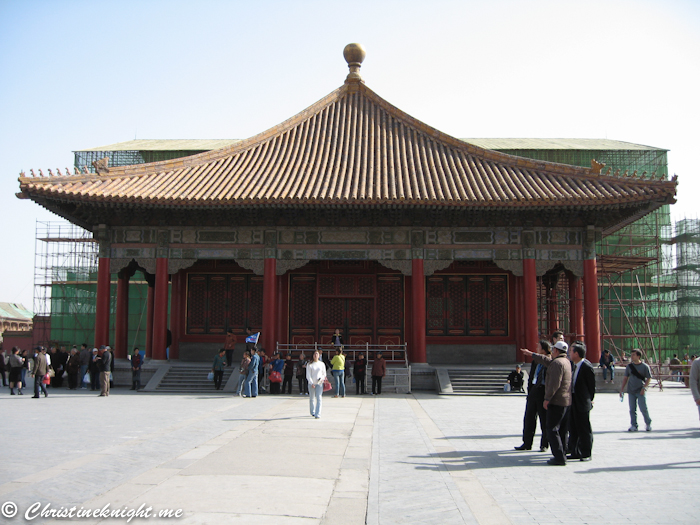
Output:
(33, 221), (99, 347)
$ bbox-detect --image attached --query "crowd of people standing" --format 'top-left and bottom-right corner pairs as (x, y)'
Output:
(2, 344), (115, 397)
(221, 343), (387, 400)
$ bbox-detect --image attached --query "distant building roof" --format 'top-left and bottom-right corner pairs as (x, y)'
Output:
(460, 138), (668, 152)
(0, 303), (33, 322)
(76, 139), (241, 152)
(75, 138), (666, 154)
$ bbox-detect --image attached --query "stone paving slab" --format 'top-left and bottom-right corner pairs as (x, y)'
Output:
(1, 382), (699, 524)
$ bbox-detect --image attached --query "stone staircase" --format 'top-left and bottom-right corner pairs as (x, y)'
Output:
(438, 366), (525, 395)
(153, 364), (236, 393)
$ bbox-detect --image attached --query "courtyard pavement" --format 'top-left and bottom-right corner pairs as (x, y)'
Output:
(1, 380), (699, 524)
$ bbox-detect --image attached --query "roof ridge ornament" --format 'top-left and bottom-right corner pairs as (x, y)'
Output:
(343, 43), (366, 84)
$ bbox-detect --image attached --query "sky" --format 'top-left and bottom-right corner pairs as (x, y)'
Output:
(1, 0), (699, 311)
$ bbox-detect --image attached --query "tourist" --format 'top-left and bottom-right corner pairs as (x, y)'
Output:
(0, 348), (7, 387)
(89, 348), (100, 391)
(599, 349), (615, 383)
(522, 341), (572, 466)
(371, 351), (386, 395)
(269, 352), (284, 394)
(344, 349), (352, 386)
(79, 343), (90, 389)
(551, 330), (564, 345)
(568, 342), (595, 462)
(98, 346), (112, 396)
(244, 347), (259, 398)
(66, 347), (81, 389)
(306, 350), (327, 419)
(670, 354), (682, 382)
(8, 347), (25, 395)
(32, 346), (48, 398)
(21, 349), (30, 389)
(332, 328), (343, 350)
(131, 348), (143, 390)
(689, 356), (700, 424)
(331, 348), (346, 398)
(224, 328), (236, 367)
(211, 349), (226, 390)
(54, 346), (68, 388)
(619, 349), (652, 431)
(283, 354), (294, 394)
(235, 351), (250, 396)
(258, 349), (268, 394)
(354, 353), (367, 395)
(296, 352), (308, 395)
(515, 340), (551, 452)
(506, 365), (524, 392)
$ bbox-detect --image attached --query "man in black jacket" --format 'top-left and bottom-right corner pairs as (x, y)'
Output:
(515, 341), (551, 452)
(567, 342), (595, 461)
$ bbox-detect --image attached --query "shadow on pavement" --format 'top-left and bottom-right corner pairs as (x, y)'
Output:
(576, 460), (700, 474)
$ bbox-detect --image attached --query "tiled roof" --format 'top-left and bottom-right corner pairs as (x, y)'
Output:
(0, 302), (33, 321)
(18, 83), (676, 210)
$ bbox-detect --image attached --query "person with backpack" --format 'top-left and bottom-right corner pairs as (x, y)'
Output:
(619, 349), (652, 432)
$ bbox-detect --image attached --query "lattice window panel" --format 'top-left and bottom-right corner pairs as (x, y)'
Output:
(349, 299), (373, 326)
(248, 278), (263, 328)
(358, 277), (374, 296)
(319, 298), (344, 327)
(290, 280), (316, 327)
(208, 276), (227, 333)
(427, 279), (445, 331)
(187, 276), (207, 333)
(339, 277), (355, 295)
(447, 278), (466, 332)
(426, 274), (509, 337)
(228, 277), (247, 327)
(377, 280), (403, 328)
(468, 278), (486, 332)
(319, 276), (335, 295)
(489, 277), (508, 333)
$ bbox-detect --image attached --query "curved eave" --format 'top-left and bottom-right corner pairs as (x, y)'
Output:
(18, 187), (676, 210)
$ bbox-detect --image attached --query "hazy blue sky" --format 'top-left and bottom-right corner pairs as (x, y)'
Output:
(1, 0), (698, 310)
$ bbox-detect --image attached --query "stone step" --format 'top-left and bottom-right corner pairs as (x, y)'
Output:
(446, 367), (518, 395)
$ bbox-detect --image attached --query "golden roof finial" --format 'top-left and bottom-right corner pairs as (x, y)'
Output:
(344, 43), (366, 84)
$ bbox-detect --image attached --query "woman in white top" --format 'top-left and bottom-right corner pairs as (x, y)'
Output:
(306, 350), (327, 419)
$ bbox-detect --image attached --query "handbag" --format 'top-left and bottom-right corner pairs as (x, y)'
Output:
(270, 371), (282, 383)
(83, 372), (90, 383)
(42, 373), (51, 385)
(207, 372), (214, 381)
(322, 377), (332, 392)
(48, 368), (55, 378)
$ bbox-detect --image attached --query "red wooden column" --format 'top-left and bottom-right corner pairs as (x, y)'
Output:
(169, 271), (181, 361)
(568, 274), (584, 342)
(94, 256), (111, 348)
(262, 258), (278, 355)
(522, 258), (539, 355)
(114, 269), (130, 359)
(411, 258), (426, 363)
(152, 258), (169, 360)
(144, 273), (155, 359)
(583, 258), (601, 363)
